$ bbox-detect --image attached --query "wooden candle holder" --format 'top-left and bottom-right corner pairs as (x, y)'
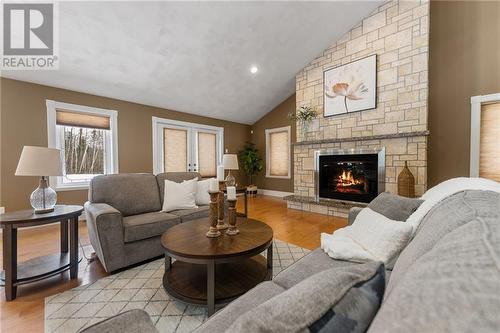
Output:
(226, 199), (239, 236)
(217, 181), (229, 230)
(206, 191), (221, 238)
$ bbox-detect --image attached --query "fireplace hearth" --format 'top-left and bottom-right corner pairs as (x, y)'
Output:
(315, 148), (385, 203)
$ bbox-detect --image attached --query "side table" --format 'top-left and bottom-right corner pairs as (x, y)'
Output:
(0, 205), (83, 301)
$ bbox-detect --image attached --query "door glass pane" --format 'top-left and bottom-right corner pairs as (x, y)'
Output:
(198, 132), (217, 177)
(480, 102), (500, 181)
(164, 128), (187, 172)
(269, 131), (289, 176)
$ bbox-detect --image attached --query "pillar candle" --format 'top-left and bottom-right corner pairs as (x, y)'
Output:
(227, 186), (236, 200)
(209, 178), (219, 192)
(217, 165), (225, 181)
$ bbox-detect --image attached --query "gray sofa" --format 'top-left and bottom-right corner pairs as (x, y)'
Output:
(84, 172), (208, 273)
(83, 189), (500, 332)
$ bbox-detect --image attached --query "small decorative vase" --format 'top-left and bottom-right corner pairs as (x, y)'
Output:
(226, 199), (239, 236)
(301, 121), (310, 140)
(206, 191), (221, 238)
(217, 181), (229, 230)
(398, 161), (415, 198)
(225, 170), (236, 187)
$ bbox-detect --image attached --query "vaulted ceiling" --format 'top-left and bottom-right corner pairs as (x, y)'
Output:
(2, 1), (382, 124)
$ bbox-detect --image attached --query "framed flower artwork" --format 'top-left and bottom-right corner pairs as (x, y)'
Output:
(323, 54), (377, 117)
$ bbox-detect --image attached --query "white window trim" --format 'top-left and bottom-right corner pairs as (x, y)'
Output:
(152, 117), (224, 175)
(46, 100), (119, 191)
(470, 93), (500, 177)
(265, 125), (291, 179)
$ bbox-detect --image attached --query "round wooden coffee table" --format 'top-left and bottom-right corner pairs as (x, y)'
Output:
(161, 217), (273, 316)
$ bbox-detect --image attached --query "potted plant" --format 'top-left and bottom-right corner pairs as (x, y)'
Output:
(238, 142), (263, 195)
(288, 105), (318, 136)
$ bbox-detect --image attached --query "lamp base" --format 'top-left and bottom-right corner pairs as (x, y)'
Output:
(225, 171), (236, 187)
(30, 177), (57, 214)
(34, 207), (55, 214)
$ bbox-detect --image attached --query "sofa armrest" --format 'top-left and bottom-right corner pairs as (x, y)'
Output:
(80, 309), (158, 333)
(84, 201), (125, 272)
(348, 207), (364, 225)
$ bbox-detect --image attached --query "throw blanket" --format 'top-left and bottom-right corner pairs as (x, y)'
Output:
(321, 177), (500, 264)
(406, 177), (500, 233)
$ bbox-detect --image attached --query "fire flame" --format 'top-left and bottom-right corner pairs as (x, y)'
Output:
(337, 170), (362, 186)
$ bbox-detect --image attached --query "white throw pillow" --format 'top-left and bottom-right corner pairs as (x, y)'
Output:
(347, 208), (413, 264)
(161, 178), (198, 212)
(191, 177), (214, 206)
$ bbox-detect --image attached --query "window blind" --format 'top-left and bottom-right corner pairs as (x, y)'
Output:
(198, 132), (217, 177)
(56, 109), (110, 130)
(164, 128), (188, 172)
(479, 102), (500, 181)
(269, 130), (289, 177)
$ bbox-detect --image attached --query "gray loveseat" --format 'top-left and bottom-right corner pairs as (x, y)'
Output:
(84, 172), (208, 273)
(83, 189), (500, 332)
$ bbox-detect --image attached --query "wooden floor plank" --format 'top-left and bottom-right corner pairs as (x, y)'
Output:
(0, 195), (346, 333)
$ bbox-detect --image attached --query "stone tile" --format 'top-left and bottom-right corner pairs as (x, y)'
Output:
(131, 288), (157, 301)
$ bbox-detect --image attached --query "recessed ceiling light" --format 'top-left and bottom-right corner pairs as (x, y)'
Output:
(250, 66), (258, 74)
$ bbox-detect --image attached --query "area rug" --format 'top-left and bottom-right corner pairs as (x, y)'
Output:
(44, 239), (311, 333)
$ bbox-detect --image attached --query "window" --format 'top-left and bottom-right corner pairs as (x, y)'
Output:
(470, 93), (500, 181)
(152, 117), (223, 176)
(265, 126), (291, 179)
(47, 100), (118, 190)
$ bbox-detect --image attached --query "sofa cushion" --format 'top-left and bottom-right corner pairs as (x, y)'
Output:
(368, 192), (423, 221)
(169, 205), (209, 221)
(156, 172), (201, 203)
(89, 173), (161, 216)
(273, 248), (360, 289)
(123, 211), (180, 243)
(385, 190), (496, 296)
(226, 261), (385, 333)
(368, 193), (500, 332)
(193, 281), (285, 333)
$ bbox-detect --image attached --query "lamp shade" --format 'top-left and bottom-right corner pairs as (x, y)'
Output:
(222, 154), (239, 170)
(15, 146), (62, 176)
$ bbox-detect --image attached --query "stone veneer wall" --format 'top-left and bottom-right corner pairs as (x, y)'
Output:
(290, 0), (429, 216)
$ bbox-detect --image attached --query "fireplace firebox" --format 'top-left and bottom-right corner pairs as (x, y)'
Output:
(315, 149), (385, 203)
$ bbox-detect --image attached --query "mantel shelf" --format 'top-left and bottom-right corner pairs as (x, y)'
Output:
(292, 130), (430, 147)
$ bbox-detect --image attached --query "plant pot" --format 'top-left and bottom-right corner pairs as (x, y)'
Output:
(246, 185), (258, 196)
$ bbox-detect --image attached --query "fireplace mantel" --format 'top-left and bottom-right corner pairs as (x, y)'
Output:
(292, 130), (429, 147)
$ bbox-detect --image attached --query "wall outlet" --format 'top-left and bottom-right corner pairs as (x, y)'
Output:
(0, 207), (5, 214)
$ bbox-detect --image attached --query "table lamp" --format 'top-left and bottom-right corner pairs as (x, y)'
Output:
(222, 154), (239, 186)
(15, 146), (62, 213)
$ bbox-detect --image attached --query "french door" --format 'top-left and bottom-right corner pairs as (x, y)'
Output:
(153, 117), (223, 177)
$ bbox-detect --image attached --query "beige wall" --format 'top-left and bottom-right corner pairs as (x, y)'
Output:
(428, 1), (500, 186)
(251, 94), (296, 193)
(0, 78), (250, 211)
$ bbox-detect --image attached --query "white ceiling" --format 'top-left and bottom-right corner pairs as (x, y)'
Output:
(1, 1), (382, 124)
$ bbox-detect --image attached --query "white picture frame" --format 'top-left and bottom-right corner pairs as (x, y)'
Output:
(323, 54), (377, 117)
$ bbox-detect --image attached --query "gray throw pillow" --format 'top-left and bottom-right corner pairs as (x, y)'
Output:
(225, 262), (385, 333)
(368, 192), (423, 221)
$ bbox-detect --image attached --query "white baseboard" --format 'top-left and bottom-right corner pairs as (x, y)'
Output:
(257, 189), (294, 198)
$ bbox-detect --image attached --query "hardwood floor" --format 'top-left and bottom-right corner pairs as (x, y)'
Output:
(0, 195), (346, 333)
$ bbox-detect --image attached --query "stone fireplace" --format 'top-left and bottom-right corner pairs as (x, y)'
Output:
(286, 0), (430, 218)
